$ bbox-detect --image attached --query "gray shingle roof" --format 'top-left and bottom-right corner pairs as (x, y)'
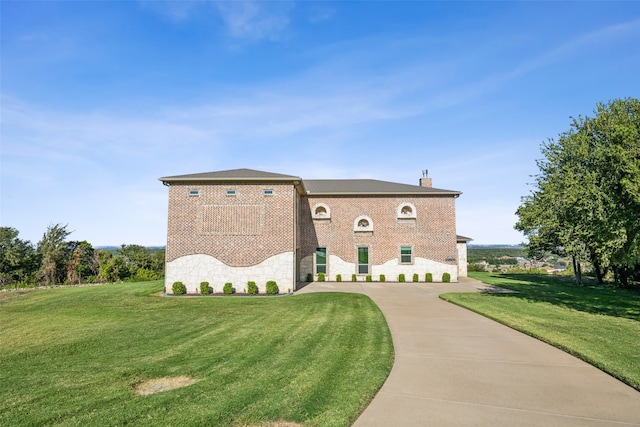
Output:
(304, 179), (460, 196)
(159, 169), (460, 196)
(160, 168), (302, 183)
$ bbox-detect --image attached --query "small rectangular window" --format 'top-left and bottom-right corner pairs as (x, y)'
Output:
(400, 246), (412, 264)
(316, 247), (327, 274)
(226, 189), (236, 196)
(263, 189), (274, 196)
(188, 189), (199, 197)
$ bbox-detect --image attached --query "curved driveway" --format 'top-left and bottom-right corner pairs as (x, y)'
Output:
(296, 278), (640, 426)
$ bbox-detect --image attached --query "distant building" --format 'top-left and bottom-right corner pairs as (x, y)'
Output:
(160, 168), (466, 293)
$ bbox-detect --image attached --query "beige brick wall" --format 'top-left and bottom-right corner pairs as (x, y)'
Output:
(299, 195), (458, 278)
(166, 182), (295, 265)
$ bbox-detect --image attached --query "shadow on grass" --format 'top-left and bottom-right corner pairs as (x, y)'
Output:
(472, 273), (640, 321)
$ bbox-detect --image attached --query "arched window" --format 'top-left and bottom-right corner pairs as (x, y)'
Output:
(396, 203), (417, 219)
(312, 203), (331, 219)
(354, 215), (373, 232)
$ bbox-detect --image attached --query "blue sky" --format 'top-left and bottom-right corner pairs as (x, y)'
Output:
(2, 1), (639, 246)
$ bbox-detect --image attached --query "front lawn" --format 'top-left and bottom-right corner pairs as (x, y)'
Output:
(0, 281), (393, 426)
(441, 272), (640, 391)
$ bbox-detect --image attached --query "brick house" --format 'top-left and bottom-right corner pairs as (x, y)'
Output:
(160, 168), (466, 294)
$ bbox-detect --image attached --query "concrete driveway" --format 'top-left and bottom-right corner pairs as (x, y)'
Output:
(295, 278), (640, 426)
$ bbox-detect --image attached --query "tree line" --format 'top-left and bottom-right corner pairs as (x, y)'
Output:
(516, 98), (640, 287)
(0, 224), (164, 289)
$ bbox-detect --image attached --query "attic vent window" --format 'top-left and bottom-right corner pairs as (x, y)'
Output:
(263, 189), (274, 196)
(354, 215), (373, 232)
(312, 203), (331, 220)
(226, 189), (236, 196)
(189, 189), (200, 197)
(397, 203), (417, 219)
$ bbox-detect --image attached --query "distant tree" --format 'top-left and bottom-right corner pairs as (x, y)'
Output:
(37, 224), (72, 286)
(0, 227), (40, 288)
(65, 241), (98, 284)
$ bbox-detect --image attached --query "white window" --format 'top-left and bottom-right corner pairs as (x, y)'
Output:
(188, 189), (200, 197)
(226, 189), (236, 196)
(263, 189), (274, 196)
(312, 203), (331, 219)
(353, 215), (373, 232)
(397, 203), (417, 219)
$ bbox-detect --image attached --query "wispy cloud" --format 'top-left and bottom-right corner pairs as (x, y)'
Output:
(140, 0), (295, 41)
(214, 0), (294, 40)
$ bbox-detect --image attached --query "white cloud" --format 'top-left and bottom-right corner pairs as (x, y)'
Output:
(214, 0), (294, 40)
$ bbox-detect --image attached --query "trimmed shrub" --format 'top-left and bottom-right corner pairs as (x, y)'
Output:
(172, 281), (186, 295)
(366, 275), (372, 282)
(398, 274), (406, 283)
(266, 280), (278, 295)
(247, 281), (258, 295)
(306, 273), (313, 282)
(425, 273), (433, 282)
(318, 272), (325, 282)
(442, 272), (451, 283)
(200, 281), (210, 295)
(223, 282), (234, 294)
(336, 274), (342, 282)
(379, 274), (386, 282)
(412, 273), (419, 282)
(351, 274), (357, 282)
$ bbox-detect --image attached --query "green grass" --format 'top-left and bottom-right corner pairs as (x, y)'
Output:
(441, 272), (640, 390)
(0, 281), (393, 426)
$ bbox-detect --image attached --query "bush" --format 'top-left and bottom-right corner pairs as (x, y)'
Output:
(318, 272), (325, 282)
(468, 263), (486, 272)
(366, 275), (372, 282)
(172, 281), (186, 295)
(336, 274), (342, 282)
(199, 281), (210, 295)
(425, 273), (433, 282)
(398, 274), (405, 283)
(223, 282), (234, 294)
(379, 274), (386, 282)
(247, 281), (258, 295)
(306, 273), (313, 282)
(412, 273), (419, 282)
(351, 274), (357, 282)
(266, 280), (278, 295)
(442, 272), (451, 283)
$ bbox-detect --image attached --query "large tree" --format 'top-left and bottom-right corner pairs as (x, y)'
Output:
(516, 98), (640, 286)
(37, 223), (72, 286)
(0, 227), (40, 288)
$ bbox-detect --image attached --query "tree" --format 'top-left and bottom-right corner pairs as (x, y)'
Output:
(37, 223), (72, 286)
(65, 241), (98, 284)
(0, 227), (40, 288)
(516, 98), (640, 286)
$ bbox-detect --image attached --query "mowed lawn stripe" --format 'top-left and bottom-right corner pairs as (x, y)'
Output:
(0, 281), (393, 427)
(441, 273), (640, 391)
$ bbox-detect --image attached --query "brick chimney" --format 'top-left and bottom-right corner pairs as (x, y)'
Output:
(419, 169), (432, 188)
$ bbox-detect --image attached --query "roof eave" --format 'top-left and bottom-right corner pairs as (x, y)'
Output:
(306, 191), (462, 196)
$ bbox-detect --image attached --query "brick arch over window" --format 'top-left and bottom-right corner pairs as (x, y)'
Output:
(312, 203), (331, 219)
(354, 215), (373, 232)
(397, 202), (417, 219)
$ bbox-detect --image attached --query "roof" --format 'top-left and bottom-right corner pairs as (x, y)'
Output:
(159, 168), (302, 183)
(304, 179), (461, 196)
(159, 169), (461, 196)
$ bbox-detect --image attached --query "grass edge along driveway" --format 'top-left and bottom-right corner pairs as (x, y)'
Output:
(440, 272), (640, 391)
(0, 281), (393, 427)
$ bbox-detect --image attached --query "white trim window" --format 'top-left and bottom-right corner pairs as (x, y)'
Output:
(397, 203), (417, 219)
(354, 215), (373, 232)
(400, 246), (413, 264)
